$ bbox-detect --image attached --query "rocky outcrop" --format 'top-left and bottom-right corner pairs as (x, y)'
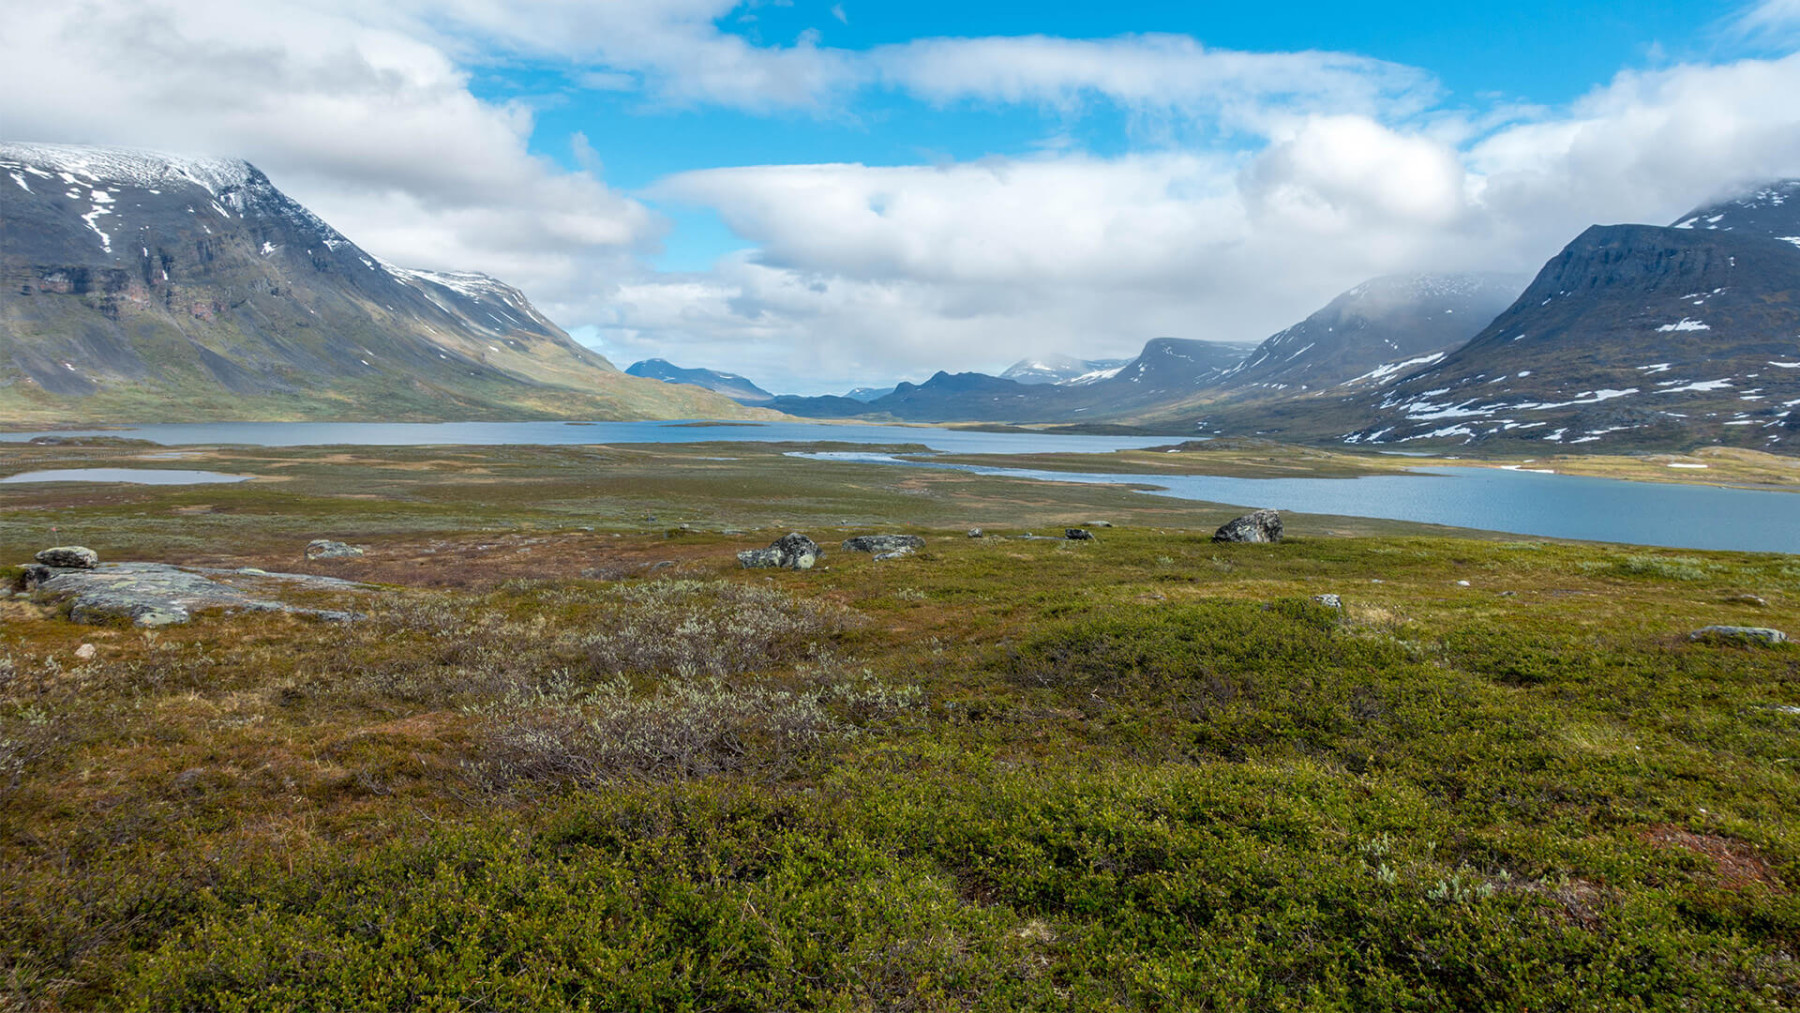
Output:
(36, 546), (98, 569)
(34, 562), (366, 627)
(842, 535), (926, 554)
(1689, 626), (1787, 646)
(738, 533), (822, 570)
(1213, 510), (1283, 543)
(305, 540), (365, 560)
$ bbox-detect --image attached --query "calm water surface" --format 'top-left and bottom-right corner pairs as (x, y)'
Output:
(3, 421), (1795, 553)
(0, 469), (254, 485)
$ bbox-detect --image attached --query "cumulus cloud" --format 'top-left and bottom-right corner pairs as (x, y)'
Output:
(0, 0), (659, 287)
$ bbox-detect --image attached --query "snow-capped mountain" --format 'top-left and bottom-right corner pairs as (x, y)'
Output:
(0, 142), (752, 423)
(1216, 274), (1522, 394)
(1339, 187), (1800, 450)
(999, 355), (1131, 386)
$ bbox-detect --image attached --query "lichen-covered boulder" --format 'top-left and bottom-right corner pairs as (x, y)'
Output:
(1689, 626), (1787, 646)
(1065, 528), (1095, 541)
(36, 546), (98, 569)
(738, 533), (821, 570)
(1213, 510), (1283, 544)
(305, 539), (365, 560)
(843, 534), (926, 554)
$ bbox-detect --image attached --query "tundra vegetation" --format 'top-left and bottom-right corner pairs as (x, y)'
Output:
(0, 439), (1797, 1010)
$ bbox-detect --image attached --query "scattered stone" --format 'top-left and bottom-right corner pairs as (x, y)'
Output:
(305, 539), (365, 561)
(1498, 591), (1517, 598)
(36, 546), (98, 569)
(1082, 521), (1114, 529)
(1014, 533), (1063, 541)
(967, 528), (984, 538)
(74, 643), (96, 660)
(1065, 528), (1095, 541)
(873, 548), (914, 561)
(1456, 580), (1472, 587)
(1212, 510), (1282, 544)
(738, 532), (821, 570)
(1312, 594), (1343, 609)
(842, 534), (926, 554)
(37, 562), (368, 627)
(1727, 593), (1769, 607)
(1689, 626), (1788, 646)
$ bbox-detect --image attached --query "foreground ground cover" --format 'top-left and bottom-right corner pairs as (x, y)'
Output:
(2, 441), (1798, 1010)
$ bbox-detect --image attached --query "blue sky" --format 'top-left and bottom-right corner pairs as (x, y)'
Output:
(8, 0), (1800, 391)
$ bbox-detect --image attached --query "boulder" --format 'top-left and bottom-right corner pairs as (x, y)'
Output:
(1689, 625), (1787, 646)
(36, 546), (98, 569)
(305, 539), (365, 560)
(843, 534), (926, 554)
(967, 528), (984, 538)
(1212, 510), (1282, 544)
(738, 532), (821, 570)
(1065, 528), (1095, 541)
(1313, 594), (1343, 610)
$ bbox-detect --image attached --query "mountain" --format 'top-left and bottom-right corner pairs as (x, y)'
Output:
(0, 142), (758, 424)
(842, 386), (896, 402)
(999, 355), (1131, 386)
(625, 358), (774, 404)
(1340, 188), (1800, 450)
(1215, 274), (1522, 393)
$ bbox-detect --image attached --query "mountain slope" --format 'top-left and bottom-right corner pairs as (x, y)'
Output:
(1341, 204), (1800, 449)
(1215, 274), (1521, 393)
(625, 358), (774, 404)
(0, 142), (759, 423)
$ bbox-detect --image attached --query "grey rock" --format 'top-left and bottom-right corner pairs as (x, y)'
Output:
(1082, 521), (1115, 529)
(20, 564), (54, 590)
(1312, 594), (1343, 609)
(38, 562), (369, 627)
(967, 528), (984, 538)
(873, 548), (914, 561)
(1727, 593), (1769, 606)
(305, 539), (365, 560)
(36, 546), (98, 569)
(1065, 528), (1095, 541)
(1212, 510), (1282, 544)
(738, 532), (821, 570)
(843, 534), (926, 554)
(1689, 625), (1788, 646)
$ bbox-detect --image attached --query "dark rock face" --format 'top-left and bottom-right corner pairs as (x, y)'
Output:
(305, 539), (365, 560)
(36, 562), (366, 626)
(1213, 510), (1283, 543)
(20, 564), (54, 589)
(737, 533), (822, 570)
(1689, 625), (1787, 646)
(1064, 528), (1095, 541)
(842, 534), (926, 553)
(35, 546), (99, 568)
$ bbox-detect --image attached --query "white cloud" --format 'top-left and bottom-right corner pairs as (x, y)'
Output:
(0, 0), (659, 284)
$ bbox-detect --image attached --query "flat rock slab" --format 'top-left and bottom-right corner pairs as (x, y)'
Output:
(1689, 625), (1788, 646)
(37, 563), (369, 627)
(843, 534), (926, 554)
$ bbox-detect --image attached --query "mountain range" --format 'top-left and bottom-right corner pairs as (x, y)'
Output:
(0, 142), (757, 424)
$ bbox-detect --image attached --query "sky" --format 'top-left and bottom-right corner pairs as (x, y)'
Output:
(5, 0), (1800, 394)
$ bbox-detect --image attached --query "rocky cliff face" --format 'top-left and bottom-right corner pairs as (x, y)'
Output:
(0, 142), (753, 423)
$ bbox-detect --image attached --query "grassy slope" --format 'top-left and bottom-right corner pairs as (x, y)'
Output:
(2, 442), (1798, 1010)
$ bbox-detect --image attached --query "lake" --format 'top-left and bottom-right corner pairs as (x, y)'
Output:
(0, 468), (254, 485)
(3, 421), (1795, 553)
